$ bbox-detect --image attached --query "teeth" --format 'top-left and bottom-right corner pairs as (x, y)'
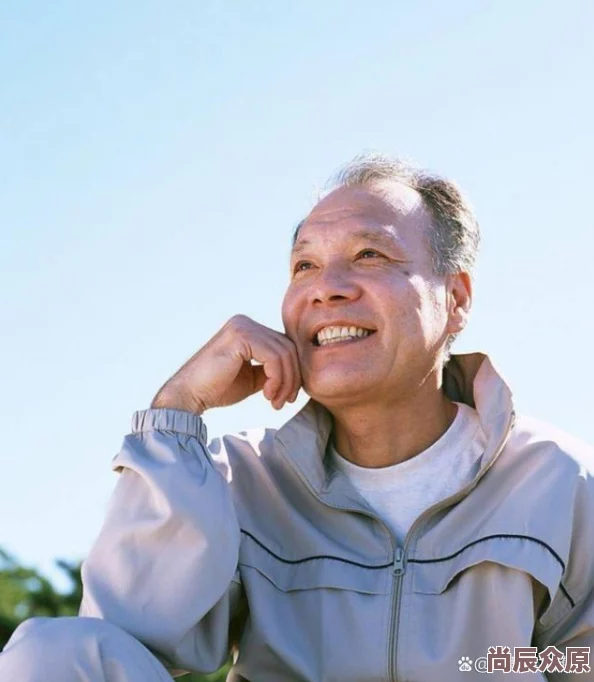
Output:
(316, 325), (372, 346)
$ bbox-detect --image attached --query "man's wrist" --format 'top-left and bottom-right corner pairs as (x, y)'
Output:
(150, 386), (206, 415)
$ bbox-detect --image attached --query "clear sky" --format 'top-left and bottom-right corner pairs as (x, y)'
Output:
(2, 0), (593, 588)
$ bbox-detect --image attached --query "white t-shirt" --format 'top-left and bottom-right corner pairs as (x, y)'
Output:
(328, 402), (487, 545)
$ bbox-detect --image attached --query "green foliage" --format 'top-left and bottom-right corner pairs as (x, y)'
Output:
(179, 670), (230, 682)
(0, 548), (82, 649)
(0, 549), (230, 681)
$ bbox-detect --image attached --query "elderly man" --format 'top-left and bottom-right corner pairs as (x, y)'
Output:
(2, 155), (593, 681)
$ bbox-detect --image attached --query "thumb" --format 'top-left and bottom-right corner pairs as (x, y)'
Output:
(251, 364), (268, 395)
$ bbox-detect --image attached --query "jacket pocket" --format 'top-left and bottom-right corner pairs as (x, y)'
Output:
(411, 534), (565, 607)
(238, 530), (391, 595)
(402, 536), (568, 678)
(236, 531), (392, 682)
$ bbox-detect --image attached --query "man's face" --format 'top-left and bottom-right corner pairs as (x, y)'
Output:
(281, 181), (469, 408)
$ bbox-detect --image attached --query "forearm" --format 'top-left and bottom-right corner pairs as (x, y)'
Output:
(79, 408), (241, 670)
(150, 380), (207, 415)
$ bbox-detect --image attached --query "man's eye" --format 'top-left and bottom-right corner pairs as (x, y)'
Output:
(294, 261), (312, 273)
(357, 249), (382, 259)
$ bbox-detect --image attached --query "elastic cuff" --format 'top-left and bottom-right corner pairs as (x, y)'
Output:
(131, 408), (208, 443)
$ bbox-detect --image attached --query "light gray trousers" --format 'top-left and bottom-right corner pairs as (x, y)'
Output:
(0, 617), (174, 682)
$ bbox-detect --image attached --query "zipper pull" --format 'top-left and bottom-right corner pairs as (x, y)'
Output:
(393, 547), (405, 576)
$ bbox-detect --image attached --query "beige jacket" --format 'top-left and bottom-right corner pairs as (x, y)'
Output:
(80, 352), (594, 680)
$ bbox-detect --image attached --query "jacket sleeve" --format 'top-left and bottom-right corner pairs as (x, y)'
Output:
(79, 408), (243, 675)
(535, 468), (594, 681)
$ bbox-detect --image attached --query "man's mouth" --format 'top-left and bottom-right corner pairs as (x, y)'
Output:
(312, 325), (376, 347)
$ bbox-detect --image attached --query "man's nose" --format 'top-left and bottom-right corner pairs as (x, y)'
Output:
(310, 265), (362, 304)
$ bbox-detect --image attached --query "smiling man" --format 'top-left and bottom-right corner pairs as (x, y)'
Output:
(283, 176), (471, 471)
(2, 155), (594, 681)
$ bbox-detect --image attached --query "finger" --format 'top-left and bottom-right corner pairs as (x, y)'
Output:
(235, 322), (297, 408)
(268, 339), (295, 408)
(259, 331), (301, 406)
(287, 342), (302, 401)
(255, 348), (285, 405)
(276, 336), (301, 403)
(237, 333), (283, 400)
(251, 365), (268, 395)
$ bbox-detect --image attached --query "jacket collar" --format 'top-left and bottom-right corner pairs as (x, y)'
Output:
(274, 352), (516, 498)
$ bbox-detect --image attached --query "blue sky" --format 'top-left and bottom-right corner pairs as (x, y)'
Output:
(1, 0), (593, 587)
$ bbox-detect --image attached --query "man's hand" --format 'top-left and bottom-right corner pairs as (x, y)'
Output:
(151, 315), (302, 414)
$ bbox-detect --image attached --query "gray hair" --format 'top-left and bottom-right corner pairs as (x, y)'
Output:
(292, 153), (481, 358)
(294, 153), (480, 277)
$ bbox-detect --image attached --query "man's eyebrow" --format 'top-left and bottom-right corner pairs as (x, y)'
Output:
(291, 229), (407, 256)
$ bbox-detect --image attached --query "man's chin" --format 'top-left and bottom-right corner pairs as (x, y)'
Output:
(304, 375), (376, 408)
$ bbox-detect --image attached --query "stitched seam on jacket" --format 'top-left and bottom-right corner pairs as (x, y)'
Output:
(409, 533), (575, 608)
(240, 529), (392, 569)
(558, 582), (576, 608)
(536, 590), (589, 636)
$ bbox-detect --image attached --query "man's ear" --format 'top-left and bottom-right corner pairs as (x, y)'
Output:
(446, 272), (472, 335)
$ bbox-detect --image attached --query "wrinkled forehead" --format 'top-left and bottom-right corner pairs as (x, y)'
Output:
(294, 181), (428, 247)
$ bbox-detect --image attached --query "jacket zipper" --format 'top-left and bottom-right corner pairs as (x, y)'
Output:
(276, 409), (516, 682)
(385, 408), (516, 681)
(388, 546), (405, 681)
